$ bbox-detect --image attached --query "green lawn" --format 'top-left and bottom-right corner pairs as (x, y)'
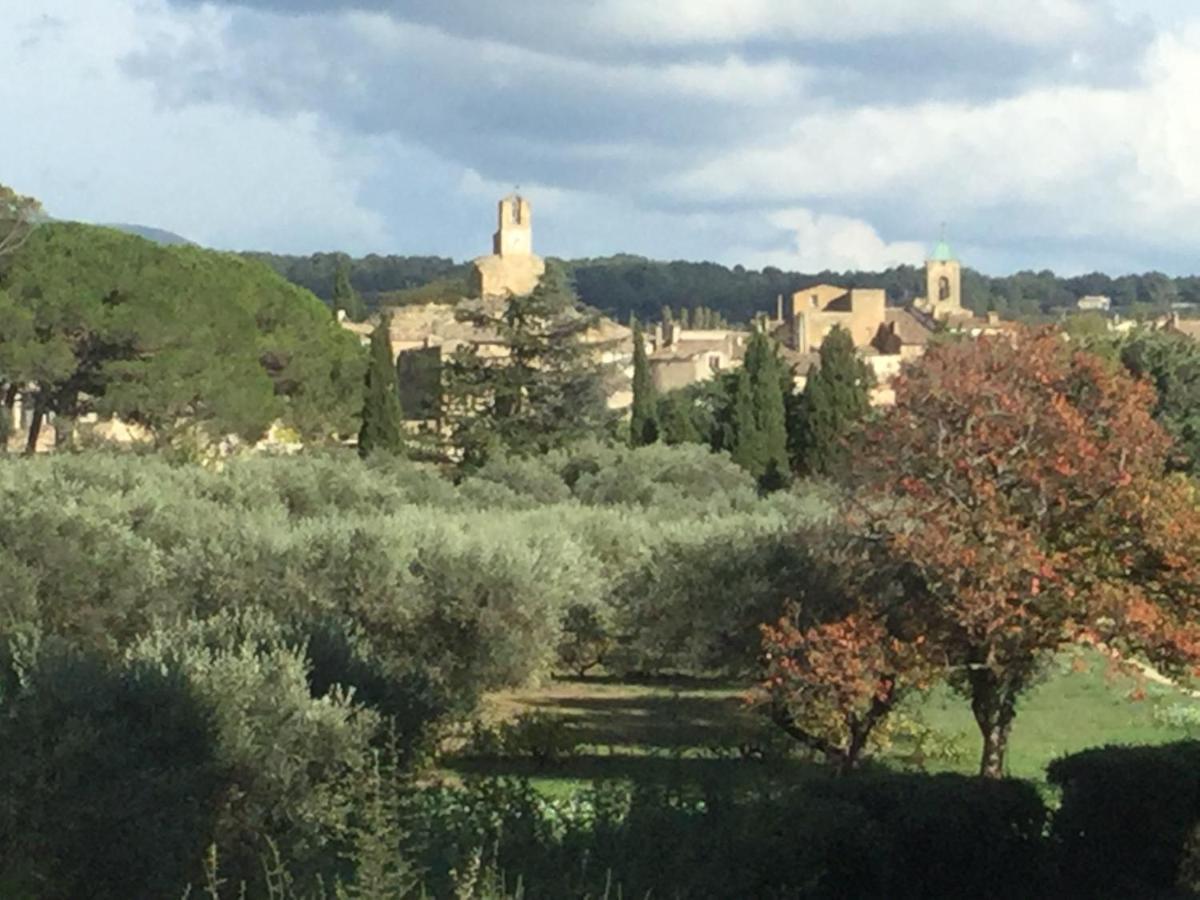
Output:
(444, 650), (1200, 795)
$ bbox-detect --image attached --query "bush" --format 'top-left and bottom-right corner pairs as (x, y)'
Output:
(1048, 741), (1200, 897)
(130, 610), (382, 894)
(0, 643), (222, 899)
(400, 772), (1049, 899)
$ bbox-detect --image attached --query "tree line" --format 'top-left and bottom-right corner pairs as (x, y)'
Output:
(251, 247), (1200, 325)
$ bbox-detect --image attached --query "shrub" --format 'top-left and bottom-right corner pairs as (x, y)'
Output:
(130, 610), (381, 894)
(0, 643), (222, 899)
(1048, 742), (1200, 896)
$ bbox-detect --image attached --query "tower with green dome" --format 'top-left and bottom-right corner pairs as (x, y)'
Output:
(916, 230), (963, 321)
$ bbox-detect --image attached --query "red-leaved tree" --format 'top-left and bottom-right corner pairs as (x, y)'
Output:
(848, 328), (1200, 777)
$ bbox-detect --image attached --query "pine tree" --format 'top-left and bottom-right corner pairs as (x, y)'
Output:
(333, 257), (367, 323)
(357, 315), (405, 458)
(629, 318), (658, 446)
(792, 326), (872, 476)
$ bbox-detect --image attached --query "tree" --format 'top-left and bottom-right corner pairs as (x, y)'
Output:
(657, 390), (702, 445)
(1, 223), (364, 451)
(791, 326), (872, 476)
(851, 328), (1200, 777)
(1119, 328), (1200, 473)
(0, 183), (41, 260)
(728, 367), (764, 475)
(357, 315), (405, 458)
(442, 263), (611, 467)
(747, 331), (790, 490)
(761, 607), (929, 774)
(332, 257), (368, 323)
(629, 318), (658, 446)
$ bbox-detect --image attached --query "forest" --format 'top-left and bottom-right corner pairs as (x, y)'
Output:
(250, 248), (1200, 325)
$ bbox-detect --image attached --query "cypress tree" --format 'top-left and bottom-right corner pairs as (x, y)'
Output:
(729, 367), (765, 475)
(629, 318), (658, 446)
(746, 331), (791, 490)
(333, 257), (367, 323)
(357, 315), (406, 458)
(792, 326), (872, 477)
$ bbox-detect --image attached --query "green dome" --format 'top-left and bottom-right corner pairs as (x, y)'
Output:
(931, 239), (955, 262)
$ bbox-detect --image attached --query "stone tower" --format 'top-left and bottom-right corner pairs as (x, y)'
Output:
(916, 237), (963, 321)
(494, 195), (532, 257)
(472, 194), (546, 298)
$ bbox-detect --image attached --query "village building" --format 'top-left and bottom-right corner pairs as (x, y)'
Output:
(343, 195), (636, 415)
(1077, 294), (1112, 312)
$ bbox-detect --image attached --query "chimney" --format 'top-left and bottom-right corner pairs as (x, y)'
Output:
(776, 293), (784, 322)
(986, 311), (1000, 326)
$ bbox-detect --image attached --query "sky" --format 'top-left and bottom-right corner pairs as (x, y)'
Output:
(4, 1), (1200, 275)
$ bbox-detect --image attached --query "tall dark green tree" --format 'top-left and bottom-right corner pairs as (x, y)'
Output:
(791, 326), (872, 477)
(442, 263), (610, 467)
(629, 318), (658, 446)
(333, 257), (368, 323)
(357, 316), (405, 458)
(748, 331), (791, 490)
(729, 367), (764, 475)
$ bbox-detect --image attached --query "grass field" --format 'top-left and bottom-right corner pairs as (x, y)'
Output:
(445, 649), (1200, 795)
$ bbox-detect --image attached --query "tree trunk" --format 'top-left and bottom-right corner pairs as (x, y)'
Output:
(970, 670), (1016, 779)
(23, 402), (44, 456)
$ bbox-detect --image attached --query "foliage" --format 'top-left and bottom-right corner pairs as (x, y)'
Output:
(746, 329), (791, 489)
(357, 316), (406, 458)
(656, 388), (703, 445)
(1048, 742), (1200, 897)
(791, 326), (872, 476)
(332, 256), (368, 323)
(0, 643), (222, 899)
(442, 264), (612, 467)
(557, 603), (613, 676)
(0, 182), (41, 260)
(403, 772), (1049, 899)
(628, 318), (658, 446)
(1, 223), (364, 449)
(755, 528), (936, 772)
(1119, 327), (1200, 472)
(131, 610), (381, 893)
(850, 328), (1200, 776)
(465, 712), (582, 768)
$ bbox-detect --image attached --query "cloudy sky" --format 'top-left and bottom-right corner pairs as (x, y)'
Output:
(4, 1), (1200, 275)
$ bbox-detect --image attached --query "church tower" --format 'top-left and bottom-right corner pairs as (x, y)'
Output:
(917, 237), (963, 321)
(494, 195), (533, 257)
(471, 194), (545, 298)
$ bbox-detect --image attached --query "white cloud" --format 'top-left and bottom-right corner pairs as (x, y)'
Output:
(0, 0), (389, 253)
(744, 209), (926, 272)
(592, 0), (1103, 46)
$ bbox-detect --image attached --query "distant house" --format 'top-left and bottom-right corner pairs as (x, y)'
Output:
(1077, 295), (1112, 312)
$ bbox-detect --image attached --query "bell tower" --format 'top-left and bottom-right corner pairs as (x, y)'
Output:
(471, 193), (545, 298)
(919, 235), (963, 321)
(494, 194), (533, 258)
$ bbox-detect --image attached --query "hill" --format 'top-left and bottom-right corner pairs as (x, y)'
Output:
(247, 251), (1200, 325)
(99, 223), (196, 246)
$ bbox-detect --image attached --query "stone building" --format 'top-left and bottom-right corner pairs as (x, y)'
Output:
(646, 323), (748, 392)
(470, 195), (546, 299)
(343, 195), (635, 415)
(912, 239), (966, 321)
